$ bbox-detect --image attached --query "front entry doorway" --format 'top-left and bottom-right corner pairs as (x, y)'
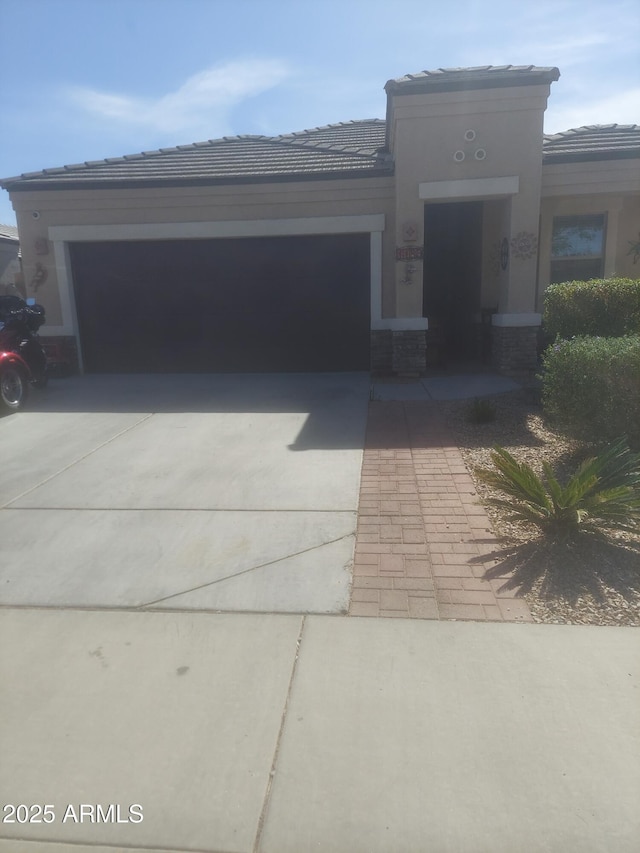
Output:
(423, 201), (483, 364)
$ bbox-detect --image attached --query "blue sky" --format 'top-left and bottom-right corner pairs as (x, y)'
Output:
(1, 0), (638, 226)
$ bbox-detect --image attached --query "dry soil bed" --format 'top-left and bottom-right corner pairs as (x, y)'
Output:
(443, 390), (640, 627)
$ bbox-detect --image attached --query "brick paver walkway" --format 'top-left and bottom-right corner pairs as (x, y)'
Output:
(349, 401), (533, 622)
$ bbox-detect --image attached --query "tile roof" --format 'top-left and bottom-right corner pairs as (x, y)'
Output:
(0, 120), (391, 191)
(385, 65), (560, 94)
(543, 124), (640, 163)
(0, 224), (19, 242)
(1, 95), (637, 193)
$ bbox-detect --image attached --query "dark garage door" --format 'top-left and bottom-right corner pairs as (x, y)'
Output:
(69, 234), (370, 372)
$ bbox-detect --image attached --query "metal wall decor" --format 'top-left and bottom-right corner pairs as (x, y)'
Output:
(627, 232), (640, 264)
(510, 231), (538, 261)
(500, 238), (509, 270)
(402, 221), (419, 242)
(488, 241), (501, 276)
(400, 263), (416, 285)
(454, 129), (487, 163)
(30, 262), (48, 292)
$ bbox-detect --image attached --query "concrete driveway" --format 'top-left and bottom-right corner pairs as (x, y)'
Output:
(2, 373), (639, 853)
(0, 373), (370, 613)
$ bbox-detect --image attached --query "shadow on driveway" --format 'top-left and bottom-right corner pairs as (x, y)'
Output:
(24, 372), (371, 451)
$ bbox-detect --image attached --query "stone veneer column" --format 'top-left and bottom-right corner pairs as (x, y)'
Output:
(391, 330), (427, 375)
(371, 330), (428, 376)
(490, 320), (540, 375)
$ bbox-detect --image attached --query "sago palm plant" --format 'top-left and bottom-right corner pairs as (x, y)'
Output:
(475, 437), (640, 542)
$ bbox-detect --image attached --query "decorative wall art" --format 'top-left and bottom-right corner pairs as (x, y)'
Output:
(510, 231), (538, 261)
(488, 241), (501, 276)
(402, 221), (419, 242)
(627, 232), (640, 264)
(501, 237), (509, 270)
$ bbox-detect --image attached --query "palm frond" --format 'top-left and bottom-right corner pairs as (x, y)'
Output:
(474, 438), (640, 542)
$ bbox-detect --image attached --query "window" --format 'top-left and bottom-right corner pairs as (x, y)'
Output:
(550, 214), (606, 283)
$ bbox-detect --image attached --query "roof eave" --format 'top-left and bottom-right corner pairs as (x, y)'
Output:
(385, 68), (560, 96)
(543, 149), (640, 165)
(2, 166), (395, 193)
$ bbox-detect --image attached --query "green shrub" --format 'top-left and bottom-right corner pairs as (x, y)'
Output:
(466, 397), (497, 423)
(475, 438), (640, 542)
(543, 278), (640, 341)
(541, 335), (640, 446)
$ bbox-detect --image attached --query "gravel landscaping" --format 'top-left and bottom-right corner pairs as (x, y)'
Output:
(443, 389), (640, 627)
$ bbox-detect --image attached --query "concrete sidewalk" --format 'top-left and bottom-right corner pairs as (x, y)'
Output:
(371, 371), (521, 401)
(1, 609), (638, 853)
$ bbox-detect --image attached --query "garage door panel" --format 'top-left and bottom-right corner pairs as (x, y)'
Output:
(70, 235), (370, 373)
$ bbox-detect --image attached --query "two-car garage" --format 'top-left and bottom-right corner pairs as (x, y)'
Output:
(69, 232), (372, 373)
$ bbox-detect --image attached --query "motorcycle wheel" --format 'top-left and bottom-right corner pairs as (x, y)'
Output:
(0, 364), (29, 412)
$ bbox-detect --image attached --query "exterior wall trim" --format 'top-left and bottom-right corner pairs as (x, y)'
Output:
(47, 214), (387, 342)
(48, 240), (78, 339)
(371, 317), (429, 331)
(419, 175), (520, 200)
(492, 312), (542, 327)
(48, 214), (385, 243)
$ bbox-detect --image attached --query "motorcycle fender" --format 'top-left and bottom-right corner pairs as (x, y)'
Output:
(0, 351), (32, 378)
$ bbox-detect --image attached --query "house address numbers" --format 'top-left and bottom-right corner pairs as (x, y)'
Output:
(395, 246), (424, 261)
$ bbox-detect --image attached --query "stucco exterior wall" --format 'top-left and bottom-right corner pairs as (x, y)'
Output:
(390, 84), (551, 319)
(12, 177), (395, 331)
(538, 188), (640, 308)
(480, 200), (506, 311)
(541, 158), (640, 198)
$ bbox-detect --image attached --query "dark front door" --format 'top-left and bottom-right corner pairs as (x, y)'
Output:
(423, 201), (483, 362)
(70, 233), (371, 373)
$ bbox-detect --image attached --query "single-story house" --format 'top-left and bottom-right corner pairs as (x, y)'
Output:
(2, 65), (639, 375)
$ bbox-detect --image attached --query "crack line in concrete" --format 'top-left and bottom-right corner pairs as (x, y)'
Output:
(253, 614), (306, 853)
(420, 379), (435, 400)
(1, 413), (154, 509)
(0, 832), (239, 853)
(137, 533), (355, 608)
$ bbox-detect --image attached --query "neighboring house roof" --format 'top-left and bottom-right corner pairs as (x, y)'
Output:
(0, 224), (19, 243)
(385, 65), (561, 94)
(543, 124), (640, 163)
(0, 120), (391, 192)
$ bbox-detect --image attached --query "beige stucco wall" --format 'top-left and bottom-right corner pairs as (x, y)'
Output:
(8, 109), (638, 341)
(480, 200), (509, 312)
(541, 158), (640, 198)
(389, 84), (552, 318)
(539, 157), (640, 306)
(12, 176), (395, 330)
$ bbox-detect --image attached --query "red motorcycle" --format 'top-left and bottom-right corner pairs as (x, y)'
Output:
(0, 295), (47, 413)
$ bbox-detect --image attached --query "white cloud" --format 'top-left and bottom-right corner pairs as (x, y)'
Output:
(516, 32), (614, 68)
(545, 87), (640, 133)
(67, 59), (291, 138)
